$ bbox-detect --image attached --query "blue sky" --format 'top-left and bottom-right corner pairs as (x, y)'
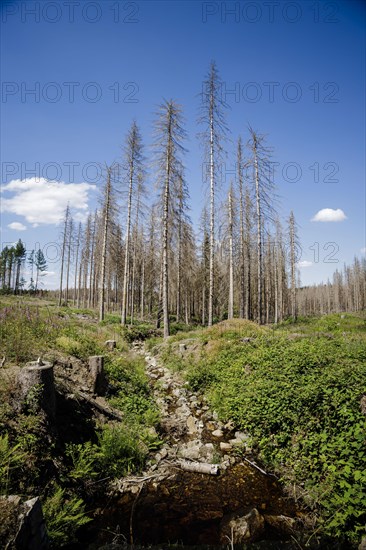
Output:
(1, 0), (365, 288)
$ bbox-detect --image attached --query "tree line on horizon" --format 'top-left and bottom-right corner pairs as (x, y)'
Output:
(1, 62), (365, 333)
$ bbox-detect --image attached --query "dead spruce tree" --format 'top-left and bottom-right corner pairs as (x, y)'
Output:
(288, 210), (299, 321)
(247, 127), (277, 324)
(153, 99), (187, 338)
(73, 222), (82, 306)
(227, 183), (235, 319)
(199, 61), (229, 326)
(121, 121), (145, 325)
(65, 216), (74, 302)
(174, 169), (191, 322)
(99, 166), (113, 321)
(237, 136), (246, 318)
(58, 204), (70, 306)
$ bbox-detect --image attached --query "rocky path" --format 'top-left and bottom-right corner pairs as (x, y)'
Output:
(105, 343), (303, 548)
(120, 343), (250, 484)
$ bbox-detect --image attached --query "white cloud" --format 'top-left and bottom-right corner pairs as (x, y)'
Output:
(311, 208), (347, 222)
(1, 178), (96, 225)
(361, 248), (366, 255)
(8, 221), (27, 231)
(297, 260), (313, 268)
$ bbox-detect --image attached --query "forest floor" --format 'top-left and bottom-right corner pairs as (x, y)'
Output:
(0, 296), (365, 548)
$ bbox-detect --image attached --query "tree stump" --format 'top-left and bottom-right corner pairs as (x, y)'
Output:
(104, 340), (116, 350)
(88, 356), (108, 396)
(18, 361), (56, 418)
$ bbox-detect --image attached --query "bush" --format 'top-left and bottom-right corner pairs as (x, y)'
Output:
(43, 485), (91, 545)
(181, 318), (366, 544)
(0, 434), (26, 495)
(120, 324), (158, 343)
(96, 423), (147, 477)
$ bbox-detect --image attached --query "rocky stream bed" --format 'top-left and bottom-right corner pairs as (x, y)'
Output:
(82, 343), (314, 549)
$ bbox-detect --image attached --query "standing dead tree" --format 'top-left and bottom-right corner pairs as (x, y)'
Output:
(121, 121), (145, 325)
(247, 127), (277, 324)
(153, 99), (187, 338)
(198, 61), (229, 326)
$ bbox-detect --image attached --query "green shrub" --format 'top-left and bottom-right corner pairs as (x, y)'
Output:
(0, 434), (26, 495)
(97, 424), (146, 477)
(43, 485), (91, 545)
(180, 317), (366, 543)
(65, 441), (100, 481)
(120, 324), (158, 343)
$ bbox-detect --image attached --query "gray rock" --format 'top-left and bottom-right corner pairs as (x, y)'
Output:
(15, 496), (50, 550)
(187, 415), (197, 434)
(264, 514), (296, 534)
(229, 438), (244, 447)
(212, 429), (224, 438)
(220, 508), (265, 544)
(235, 431), (249, 442)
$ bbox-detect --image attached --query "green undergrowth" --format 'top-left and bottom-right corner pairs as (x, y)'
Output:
(0, 297), (162, 547)
(166, 315), (366, 546)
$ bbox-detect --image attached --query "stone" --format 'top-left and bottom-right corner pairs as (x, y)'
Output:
(224, 420), (235, 430)
(187, 415), (197, 434)
(18, 361), (56, 418)
(220, 508), (265, 544)
(220, 442), (233, 451)
(264, 514), (296, 534)
(104, 340), (116, 350)
(229, 438), (244, 447)
(235, 431), (249, 442)
(212, 429), (224, 438)
(179, 343), (187, 354)
(360, 395), (366, 415)
(160, 447), (168, 459)
(206, 421), (216, 431)
(359, 537), (366, 550)
(14, 496), (49, 550)
(179, 440), (202, 461)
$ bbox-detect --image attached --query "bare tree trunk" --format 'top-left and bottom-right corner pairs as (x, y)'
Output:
(163, 152), (170, 338)
(58, 205), (70, 306)
(228, 186), (234, 319)
(254, 140), (262, 324)
(73, 222), (82, 306)
(289, 211), (297, 321)
(208, 109), (215, 327)
(244, 187), (252, 320)
(99, 169), (112, 321)
(237, 138), (245, 318)
(121, 167), (133, 325)
(156, 255), (163, 329)
(140, 257), (145, 319)
(66, 217), (73, 303)
(88, 211), (97, 309)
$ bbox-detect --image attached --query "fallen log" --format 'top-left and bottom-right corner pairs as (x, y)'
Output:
(77, 391), (123, 421)
(179, 460), (220, 475)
